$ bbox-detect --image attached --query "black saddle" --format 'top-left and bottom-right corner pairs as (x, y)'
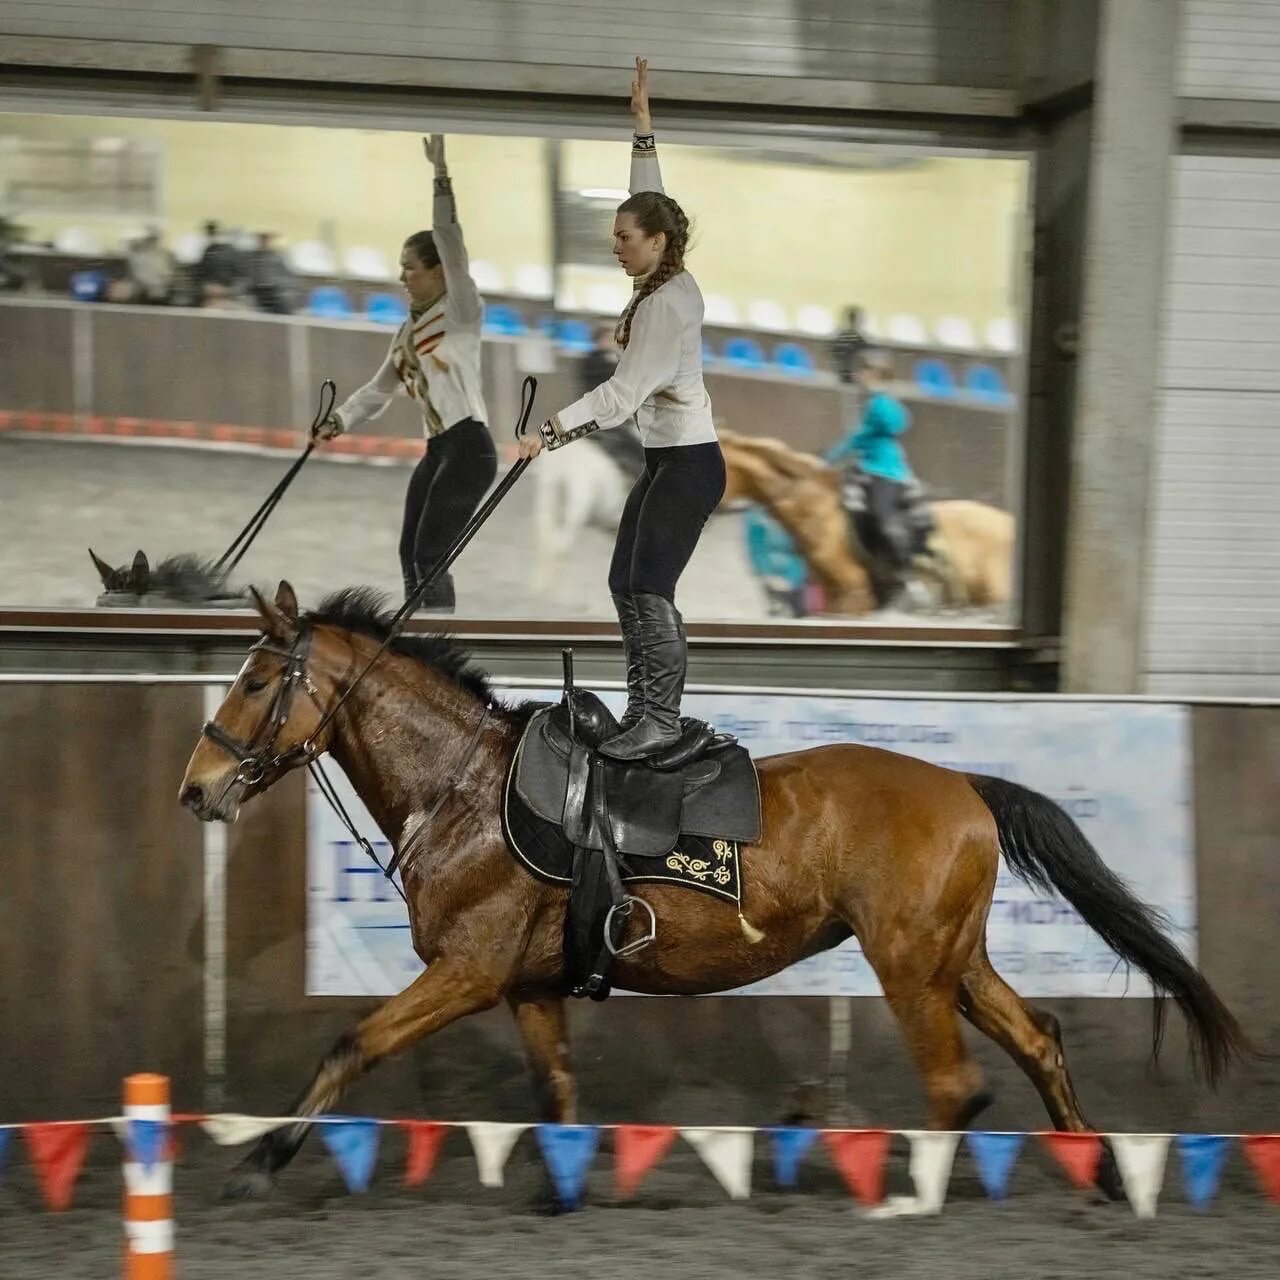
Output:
(504, 665), (761, 1001)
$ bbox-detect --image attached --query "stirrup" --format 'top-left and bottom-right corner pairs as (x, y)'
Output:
(604, 895), (657, 957)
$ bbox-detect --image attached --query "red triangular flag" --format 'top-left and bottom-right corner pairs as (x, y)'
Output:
(1242, 1135), (1280, 1203)
(822, 1129), (890, 1206)
(24, 1123), (91, 1211)
(401, 1121), (449, 1188)
(615, 1125), (676, 1198)
(1039, 1132), (1102, 1190)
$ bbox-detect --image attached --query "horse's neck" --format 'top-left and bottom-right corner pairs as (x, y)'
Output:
(324, 665), (499, 850)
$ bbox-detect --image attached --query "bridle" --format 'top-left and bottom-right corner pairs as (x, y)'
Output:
(201, 628), (322, 788)
(199, 623), (492, 904)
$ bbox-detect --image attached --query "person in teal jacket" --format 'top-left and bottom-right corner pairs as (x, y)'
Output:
(742, 505), (809, 617)
(826, 351), (915, 570)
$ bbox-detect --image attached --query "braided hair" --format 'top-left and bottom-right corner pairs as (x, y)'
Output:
(614, 191), (692, 348)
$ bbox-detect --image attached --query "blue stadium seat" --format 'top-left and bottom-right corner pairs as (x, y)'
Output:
(556, 318), (594, 355)
(70, 270), (106, 302)
(365, 292), (409, 326)
(482, 303), (526, 336)
(913, 358), (957, 398)
(773, 342), (816, 377)
(307, 286), (354, 319)
(964, 363), (1012, 404)
(722, 336), (768, 371)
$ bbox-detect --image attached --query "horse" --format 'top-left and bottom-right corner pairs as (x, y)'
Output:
(89, 548), (247, 608)
(179, 582), (1250, 1200)
(719, 431), (1015, 615)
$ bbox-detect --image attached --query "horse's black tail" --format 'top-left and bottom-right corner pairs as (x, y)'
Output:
(967, 773), (1250, 1086)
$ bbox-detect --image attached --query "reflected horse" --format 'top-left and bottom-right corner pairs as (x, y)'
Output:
(89, 548), (247, 608)
(180, 583), (1251, 1201)
(720, 431), (1015, 615)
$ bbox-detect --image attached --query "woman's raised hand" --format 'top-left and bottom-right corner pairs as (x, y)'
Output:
(630, 57), (651, 134)
(422, 134), (447, 174)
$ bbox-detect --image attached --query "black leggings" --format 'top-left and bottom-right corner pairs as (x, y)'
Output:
(399, 418), (497, 584)
(608, 441), (726, 601)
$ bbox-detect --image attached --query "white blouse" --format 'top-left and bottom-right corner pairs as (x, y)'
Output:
(548, 135), (717, 451)
(334, 178), (488, 439)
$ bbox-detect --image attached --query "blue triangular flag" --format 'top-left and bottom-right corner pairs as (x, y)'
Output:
(0, 1127), (11, 1186)
(320, 1119), (381, 1194)
(535, 1124), (599, 1210)
(768, 1127), (820, 1188)
(1177, 1134), (1230, 1210)
(966, 1131), (1024, 1200)
(127, 1119), (165, 1172)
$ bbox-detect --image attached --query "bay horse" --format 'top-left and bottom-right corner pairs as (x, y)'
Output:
(179, 582), (1248, 1199)
(719, 429), (1015, 614)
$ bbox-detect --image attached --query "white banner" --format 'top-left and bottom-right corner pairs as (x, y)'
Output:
(307, 690), (1193, 998)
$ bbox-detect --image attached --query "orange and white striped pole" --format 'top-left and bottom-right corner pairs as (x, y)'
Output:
(122, 1073), (174, 1279)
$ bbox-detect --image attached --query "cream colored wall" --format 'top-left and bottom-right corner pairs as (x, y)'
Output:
(1, 114), (1025, 330)
(0, 114), (550, 281)
(561, 140), (1027, 332)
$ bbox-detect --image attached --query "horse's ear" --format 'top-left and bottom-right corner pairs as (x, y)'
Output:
(248, 585), (292, 640)
(88, 547), (119, 590)
(274, 580), (299, 623)
(130, 549), (150, 593)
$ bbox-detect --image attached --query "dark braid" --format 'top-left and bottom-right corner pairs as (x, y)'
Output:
(614, 192), (692, 348)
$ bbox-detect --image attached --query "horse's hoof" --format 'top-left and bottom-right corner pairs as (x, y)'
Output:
(222, 1169), (275, 1201)
(1095, 1144), (1126, 1203)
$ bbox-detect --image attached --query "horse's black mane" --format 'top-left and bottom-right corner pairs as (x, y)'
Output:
(303, 587), (541, 723)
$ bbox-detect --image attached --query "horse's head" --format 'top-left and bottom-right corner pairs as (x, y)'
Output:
(179, 580), (335, 822)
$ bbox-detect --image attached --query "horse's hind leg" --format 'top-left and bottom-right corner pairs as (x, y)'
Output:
(224, 959), (504, 1199)
(958, 950), (1124, 1199)
(509, 996), (577, 1123)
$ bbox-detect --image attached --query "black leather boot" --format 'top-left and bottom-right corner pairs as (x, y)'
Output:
(597, 592), (685, 761)
(414, 571), (456, 614)
(612, 592), (645, 730)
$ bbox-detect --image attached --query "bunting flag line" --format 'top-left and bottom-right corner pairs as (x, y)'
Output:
(907, 1130), (960, 1215)
(24, 1123), (92, 1212)
(614, 1124), (677, 1199)
(1111, 1133), (1171, 1219)
(401, 1121), (449, 1188)
(769, 1127), (820, 1188)
(681, 1128), (754, 1200)
(536, 1125), (600, 1210)
(1242, 1134), (1280, 1204)
(822, 1129), (890, 1206)
(1039, 1131), (1103, 1190)
(1177, 1134), (1231, 1210)
(465, 1123), (528, 1188)
(126, 1119), (168, 1173)
(966, 1131), (1025, 1200)
(320, 1119), (382, 1194)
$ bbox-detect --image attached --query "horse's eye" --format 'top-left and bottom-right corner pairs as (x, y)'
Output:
(244, 676), (269, 694)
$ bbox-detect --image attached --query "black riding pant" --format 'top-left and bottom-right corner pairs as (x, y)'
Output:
(865, 473), (913, 569)
(608, 441), (726, 601)
(399, 417), (497, 587)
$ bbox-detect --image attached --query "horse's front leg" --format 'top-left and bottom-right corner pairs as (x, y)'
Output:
(508, 996), (576, 1123)
(225, 958), (505, 1198)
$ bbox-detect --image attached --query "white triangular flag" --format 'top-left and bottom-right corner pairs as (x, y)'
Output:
(466, 1122), (528, 1187)
(681, 1127), (754, 1200)
(893, 1130), (960, 1215)
(200, 1115), (297, 1146)
(1110, 1133), (1170, 1218)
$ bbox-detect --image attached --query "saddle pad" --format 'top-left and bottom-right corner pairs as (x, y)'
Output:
(512, 707), (761, 856)
(501, 758), (745, 907)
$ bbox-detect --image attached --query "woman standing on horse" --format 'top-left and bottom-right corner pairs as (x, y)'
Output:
(519, 57), (724, 761)
(317, 135), (496, 614)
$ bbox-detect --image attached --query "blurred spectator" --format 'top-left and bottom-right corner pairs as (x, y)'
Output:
(245, 231), (297, 315)
(830, 304), (869, 386)
(577, 322), (645, 477)
(743, 505), (809, 618)
(126, 230), (174, 304)
(0, 214), (28, 292)
(194, 220), (244, 303)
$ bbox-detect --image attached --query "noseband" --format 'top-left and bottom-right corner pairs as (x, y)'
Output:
(201, 628), (322, 786)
